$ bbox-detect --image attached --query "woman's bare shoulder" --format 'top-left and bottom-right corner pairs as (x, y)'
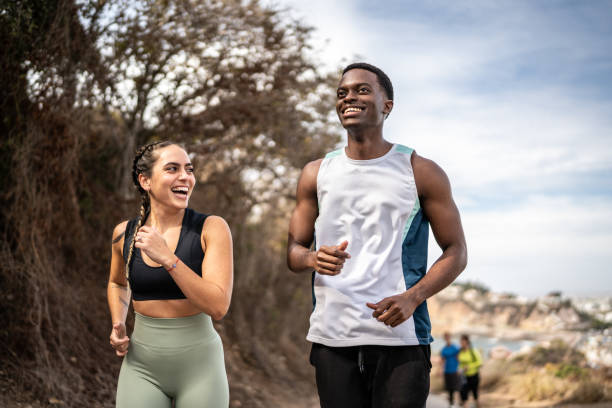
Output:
(111, 220), (129, 246)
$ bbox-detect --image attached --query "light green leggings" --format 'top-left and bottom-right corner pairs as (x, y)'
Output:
(116, 312), (229, 408)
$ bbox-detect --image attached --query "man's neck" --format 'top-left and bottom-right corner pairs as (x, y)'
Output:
(345, 126), (392, 160)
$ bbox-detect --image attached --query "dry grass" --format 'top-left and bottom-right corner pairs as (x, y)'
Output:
(566, 379), (607, 403)
(507, 369), (569, 401)
(480, 351), (611, 405)
(480, 359), (512, 389)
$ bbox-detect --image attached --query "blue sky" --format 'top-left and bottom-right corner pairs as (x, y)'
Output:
(275, 0), (612, 297)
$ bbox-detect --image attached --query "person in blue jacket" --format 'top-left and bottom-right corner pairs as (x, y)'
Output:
(440, 332), (461, 407)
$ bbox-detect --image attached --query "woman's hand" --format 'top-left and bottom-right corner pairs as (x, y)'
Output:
(134, 225), (174, 268)
(109, 322), (129, 357)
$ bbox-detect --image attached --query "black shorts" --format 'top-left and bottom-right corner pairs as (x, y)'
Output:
(460, 373), (480, 401)
(310, 342), (431, 408)
(444, 372), (461, 391)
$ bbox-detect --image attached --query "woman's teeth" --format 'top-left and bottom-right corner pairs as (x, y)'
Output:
(171, 187), (188, 195)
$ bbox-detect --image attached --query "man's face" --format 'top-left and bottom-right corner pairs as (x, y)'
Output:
(335, 69), (393, 130)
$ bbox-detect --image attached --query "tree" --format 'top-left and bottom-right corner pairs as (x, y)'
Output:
(0, 0), (341, 406)
(95, 0), (339, 201)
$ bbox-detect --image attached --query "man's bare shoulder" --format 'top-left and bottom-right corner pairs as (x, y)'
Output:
(411, 152), (451, 198)
(411, 151), (443, 173)
(300, 158), (324, 184)
(303, 158), (324, 175)
(295, 158), (324, 199)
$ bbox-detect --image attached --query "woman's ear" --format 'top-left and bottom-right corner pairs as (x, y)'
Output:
(138, 173), (151, 191)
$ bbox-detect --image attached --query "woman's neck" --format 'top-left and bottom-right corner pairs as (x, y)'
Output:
(147, 201), (185, 233)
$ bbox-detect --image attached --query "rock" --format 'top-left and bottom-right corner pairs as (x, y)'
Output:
(489, 345), (512, 360)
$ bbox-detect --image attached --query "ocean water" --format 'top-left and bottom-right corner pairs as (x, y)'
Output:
(431, 335), (536, 359)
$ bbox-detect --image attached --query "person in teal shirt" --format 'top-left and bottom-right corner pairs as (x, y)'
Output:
(440, 332), (461, 407)
(458, 334), (482, 408)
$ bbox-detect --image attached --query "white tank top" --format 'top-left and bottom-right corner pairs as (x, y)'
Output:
(307, 144), (433, 347)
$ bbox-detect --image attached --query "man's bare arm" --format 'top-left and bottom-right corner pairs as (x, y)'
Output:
(409, 153), (467, 301)
(287, 159), (351, 275)
(287, 160), (321, 273)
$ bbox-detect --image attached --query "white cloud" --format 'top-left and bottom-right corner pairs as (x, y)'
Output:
(273, 0), (612, 296)
(430, 195), (612, 297)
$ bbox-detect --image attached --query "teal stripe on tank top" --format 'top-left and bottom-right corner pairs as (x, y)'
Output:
(311, 236), (317, 309)
(402, 198), (421, 242)
(401, 208), (433, 344)
(395, 144), (414, 155)
(325, 149), (343, 158)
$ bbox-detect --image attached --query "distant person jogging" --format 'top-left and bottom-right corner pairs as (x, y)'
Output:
(458, 334), (482, 408)
(107, 141), (233, 407)
(441, 332), (461, 407)
(287, 62), (468, 408)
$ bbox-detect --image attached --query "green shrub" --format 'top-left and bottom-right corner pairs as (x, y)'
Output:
(555, 363), (586, 379)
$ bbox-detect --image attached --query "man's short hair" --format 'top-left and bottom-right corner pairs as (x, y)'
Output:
(342, 62), (394, 101)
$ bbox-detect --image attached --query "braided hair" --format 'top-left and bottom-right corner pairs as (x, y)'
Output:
(124, 140), (178, 285)
(461, 334), (477, 362)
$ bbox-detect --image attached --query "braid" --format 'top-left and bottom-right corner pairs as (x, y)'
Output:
(125, 195), (150, 284)
(132, 141), (164, 194)
(124, 140), (176, 285)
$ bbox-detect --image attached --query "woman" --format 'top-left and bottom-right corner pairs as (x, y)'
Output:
(458, 334), (482, 408)
(107, 141), (233, 407)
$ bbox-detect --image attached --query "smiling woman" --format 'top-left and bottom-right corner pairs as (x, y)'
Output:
(107, 141), (233, 408)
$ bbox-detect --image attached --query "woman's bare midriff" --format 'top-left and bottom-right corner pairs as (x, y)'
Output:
(133, 299), (202, 318)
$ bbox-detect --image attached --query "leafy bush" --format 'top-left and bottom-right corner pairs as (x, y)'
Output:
(555, 363), (586, 379)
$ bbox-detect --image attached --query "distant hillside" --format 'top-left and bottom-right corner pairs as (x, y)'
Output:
(429, 284), (607, 337)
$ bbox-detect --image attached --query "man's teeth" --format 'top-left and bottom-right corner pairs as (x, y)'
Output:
(345, 107), (363, 113)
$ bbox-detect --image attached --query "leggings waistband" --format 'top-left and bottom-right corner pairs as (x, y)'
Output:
(132, 312), (217, 348)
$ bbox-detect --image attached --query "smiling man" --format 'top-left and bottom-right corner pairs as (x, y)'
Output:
(287, 62), (468, 408)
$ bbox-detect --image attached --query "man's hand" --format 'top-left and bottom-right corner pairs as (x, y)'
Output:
(366, 291), (421, 328)
(312, 241), (351, 276)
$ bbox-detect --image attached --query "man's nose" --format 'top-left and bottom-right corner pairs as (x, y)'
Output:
(343, 89), (358, 101)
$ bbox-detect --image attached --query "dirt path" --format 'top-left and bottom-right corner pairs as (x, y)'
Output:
(427, 393), (450, 408)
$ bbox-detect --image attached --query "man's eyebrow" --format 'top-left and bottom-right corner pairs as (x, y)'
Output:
(337, 82), (373, 90)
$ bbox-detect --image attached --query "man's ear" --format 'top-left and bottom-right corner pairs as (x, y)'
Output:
(383, 99), (394, 119)
(138, 173), (151, 191)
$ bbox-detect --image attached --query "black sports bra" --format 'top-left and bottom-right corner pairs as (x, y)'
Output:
(123, 208), (208, 301)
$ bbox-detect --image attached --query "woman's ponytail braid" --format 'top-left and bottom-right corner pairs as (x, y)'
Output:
(124, 140), (175, 284)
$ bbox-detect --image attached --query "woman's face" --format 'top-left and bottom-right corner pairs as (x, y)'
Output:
(141, 145), (196, 209)
(461, 338), (469, 349)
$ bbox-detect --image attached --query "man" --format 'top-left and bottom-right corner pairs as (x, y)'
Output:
(287, 62), (467, 408)
(440, 332), (462, 408)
